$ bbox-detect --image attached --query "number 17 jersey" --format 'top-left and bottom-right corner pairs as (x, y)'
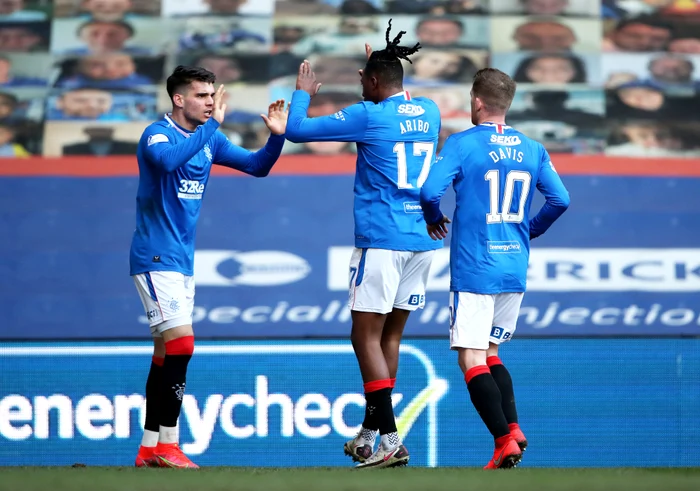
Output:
(286, 90), (442, 252)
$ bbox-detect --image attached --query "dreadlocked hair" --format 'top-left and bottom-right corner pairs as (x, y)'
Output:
(380, 18), (421, 64)
(364, 19), (421, 87)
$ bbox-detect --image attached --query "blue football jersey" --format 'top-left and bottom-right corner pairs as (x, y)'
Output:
(130, 114), (285, 276)
(420, 123), (570, 293)
(286, 90), (442, 251)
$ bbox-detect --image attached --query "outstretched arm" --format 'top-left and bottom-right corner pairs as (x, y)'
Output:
(285, 60), (369, 143)
(214, 99), (288, 177)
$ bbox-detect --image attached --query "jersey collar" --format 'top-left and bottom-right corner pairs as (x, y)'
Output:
(164, 113), (193, 138)
(389, 90), (411, 100)
(481, 122), (510, 134)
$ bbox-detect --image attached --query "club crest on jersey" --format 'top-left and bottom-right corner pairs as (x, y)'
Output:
(204, 144), (213, 162)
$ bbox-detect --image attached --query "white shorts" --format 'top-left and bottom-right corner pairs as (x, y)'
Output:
(348, 248), (435, 314)
(133, 271), (195, 337)
(449, 291), (524, 350)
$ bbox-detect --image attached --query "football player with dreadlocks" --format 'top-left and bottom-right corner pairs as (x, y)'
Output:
(286, 20), (443, 469)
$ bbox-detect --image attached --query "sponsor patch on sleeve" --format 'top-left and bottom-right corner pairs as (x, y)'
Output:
(147, 134), (169, 146)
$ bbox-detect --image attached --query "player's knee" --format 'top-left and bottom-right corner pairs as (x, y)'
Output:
(458, 348), (487, 372)
(486, 342), (500, 359)
(350, 327), (365, 350)
(165, 335), (195, 356)
(153, 337), (166, 358)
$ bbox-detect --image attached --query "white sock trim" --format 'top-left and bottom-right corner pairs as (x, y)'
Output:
(380, 432), (400, 450)
(358, 426), (377, 446)
(141, 429), (158, 448)
(159, 425), (179, 444)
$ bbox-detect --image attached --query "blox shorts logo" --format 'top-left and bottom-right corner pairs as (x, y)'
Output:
(489, 326), (511, 341)
(195, 250), (311, 287)
(397, 104), (425, 116)
(408, 294), (425, 307)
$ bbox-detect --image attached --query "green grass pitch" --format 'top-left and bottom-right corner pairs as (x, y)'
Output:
(1, 467), (699, 491)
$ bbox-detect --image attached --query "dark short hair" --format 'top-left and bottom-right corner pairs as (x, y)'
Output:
(166, 65), (216, 99)
(364, 19), (421, 88)
(516, 19), (574, 34)
(339, 0), (381, 14)
(648, 56), (693, 71)
(0, 91), (19, 105)
(77, 20), (135, 37)
(513, 53), (587, 83)
(416, 16), (464, 32)
(472, 68), (517, 112)
(615, 15), (673, 33)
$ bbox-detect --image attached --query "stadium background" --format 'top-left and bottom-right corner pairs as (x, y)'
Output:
(0, 0), (699, 468)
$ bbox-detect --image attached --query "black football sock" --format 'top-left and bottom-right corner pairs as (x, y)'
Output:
(488, 356), (518, 424)
(362, 389), (381, 431)
(161, 337), (194, 428)
(465, 365), (510, 440)
(144, 356), (164, 434)
(375, 387), (398, 442)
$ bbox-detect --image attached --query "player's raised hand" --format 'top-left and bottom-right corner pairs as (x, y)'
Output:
(426, 215), (451, 240)
(296, 60), (322, 97)
(358, 43), (373, 78)
(212, 84), (227, 124)
(260, 99), (288, 135)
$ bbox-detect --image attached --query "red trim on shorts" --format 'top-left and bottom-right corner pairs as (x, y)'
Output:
(389, 378), (396, 388)
(465, 365), (490, 384)
(363, 378), (392, 393)
(165, 335), (194, 355)
(486, 356), (503, 368)
(152, 356), (164, 366)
